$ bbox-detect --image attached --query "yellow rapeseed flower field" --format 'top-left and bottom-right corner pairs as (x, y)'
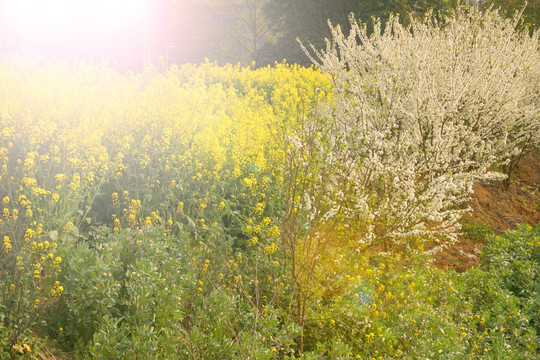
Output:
(0, 60), (329, 353)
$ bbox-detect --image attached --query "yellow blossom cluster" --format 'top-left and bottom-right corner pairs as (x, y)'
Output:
(2, 235), (11, 253)
(0, 60), (330, 353)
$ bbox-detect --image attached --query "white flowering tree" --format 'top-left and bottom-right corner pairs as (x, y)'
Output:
(291, 4), (540, 251)
(282, 5), (540, 347)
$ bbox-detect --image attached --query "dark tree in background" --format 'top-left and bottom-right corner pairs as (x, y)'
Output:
(206, 0), (273, 64)
(166, 0), (275, 66)
(258, 0), (457, 66)
(165, 0), (461, 67)
(257, 0), (539, 66)
(261, 0), (358, 65)
(479, 0), (540, 30)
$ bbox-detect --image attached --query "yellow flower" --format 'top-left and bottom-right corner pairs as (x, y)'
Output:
(268, 225), (280, 238)
(2, 196), (9, 204)
(25, 228), (36, 241)
(254, 202), (265, 215)
(55, 173), (66, 183)
(243, 177), (253, 189)
(199, 198), (207, 211)
(112, 192), (120, 208)
(113, 218), (121, 233)
(150, 212), (159, 224)
(53, 256), (62, 266)
(63, 220), (75, 233)
(264, 243), (278, 255)
(144, 216), (152, 227)
(176, 201), (184, 213)
(2, 236), (12, 253)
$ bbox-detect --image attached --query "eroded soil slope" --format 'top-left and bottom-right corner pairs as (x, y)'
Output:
(434, 151), (540, 272)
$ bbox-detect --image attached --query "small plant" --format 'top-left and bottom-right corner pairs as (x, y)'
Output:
(461, 220), (494, 244)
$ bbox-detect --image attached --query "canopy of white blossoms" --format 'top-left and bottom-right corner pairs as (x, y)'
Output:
(290, 5), (540, 253)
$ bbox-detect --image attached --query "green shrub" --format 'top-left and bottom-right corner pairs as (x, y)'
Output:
(47, 221), (298, 359)
(296, 244), (539, 359)
(480, 224), (540, 335)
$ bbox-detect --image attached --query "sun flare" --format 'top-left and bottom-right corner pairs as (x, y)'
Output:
(3, 0), (147, 47)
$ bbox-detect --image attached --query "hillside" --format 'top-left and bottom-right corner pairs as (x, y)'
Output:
(435, 151), (540, 271)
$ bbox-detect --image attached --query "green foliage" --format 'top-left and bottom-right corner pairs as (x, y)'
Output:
(297, 247), (539, 359)
(48, 224), (298, 359)
(461, 220), (494, 244)
(50, 226), (188, 351)
(480, 224), (540, 335)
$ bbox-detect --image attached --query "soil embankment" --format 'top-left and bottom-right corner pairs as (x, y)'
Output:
(434, 152), (540, 272)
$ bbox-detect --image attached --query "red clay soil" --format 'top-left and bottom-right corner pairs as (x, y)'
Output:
(433, 151), (540, 272)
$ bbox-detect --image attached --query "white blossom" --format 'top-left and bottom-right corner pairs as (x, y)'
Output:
(290, 5), (540, 253)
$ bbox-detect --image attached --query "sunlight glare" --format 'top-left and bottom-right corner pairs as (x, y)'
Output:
(4, 0), (147, 44)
